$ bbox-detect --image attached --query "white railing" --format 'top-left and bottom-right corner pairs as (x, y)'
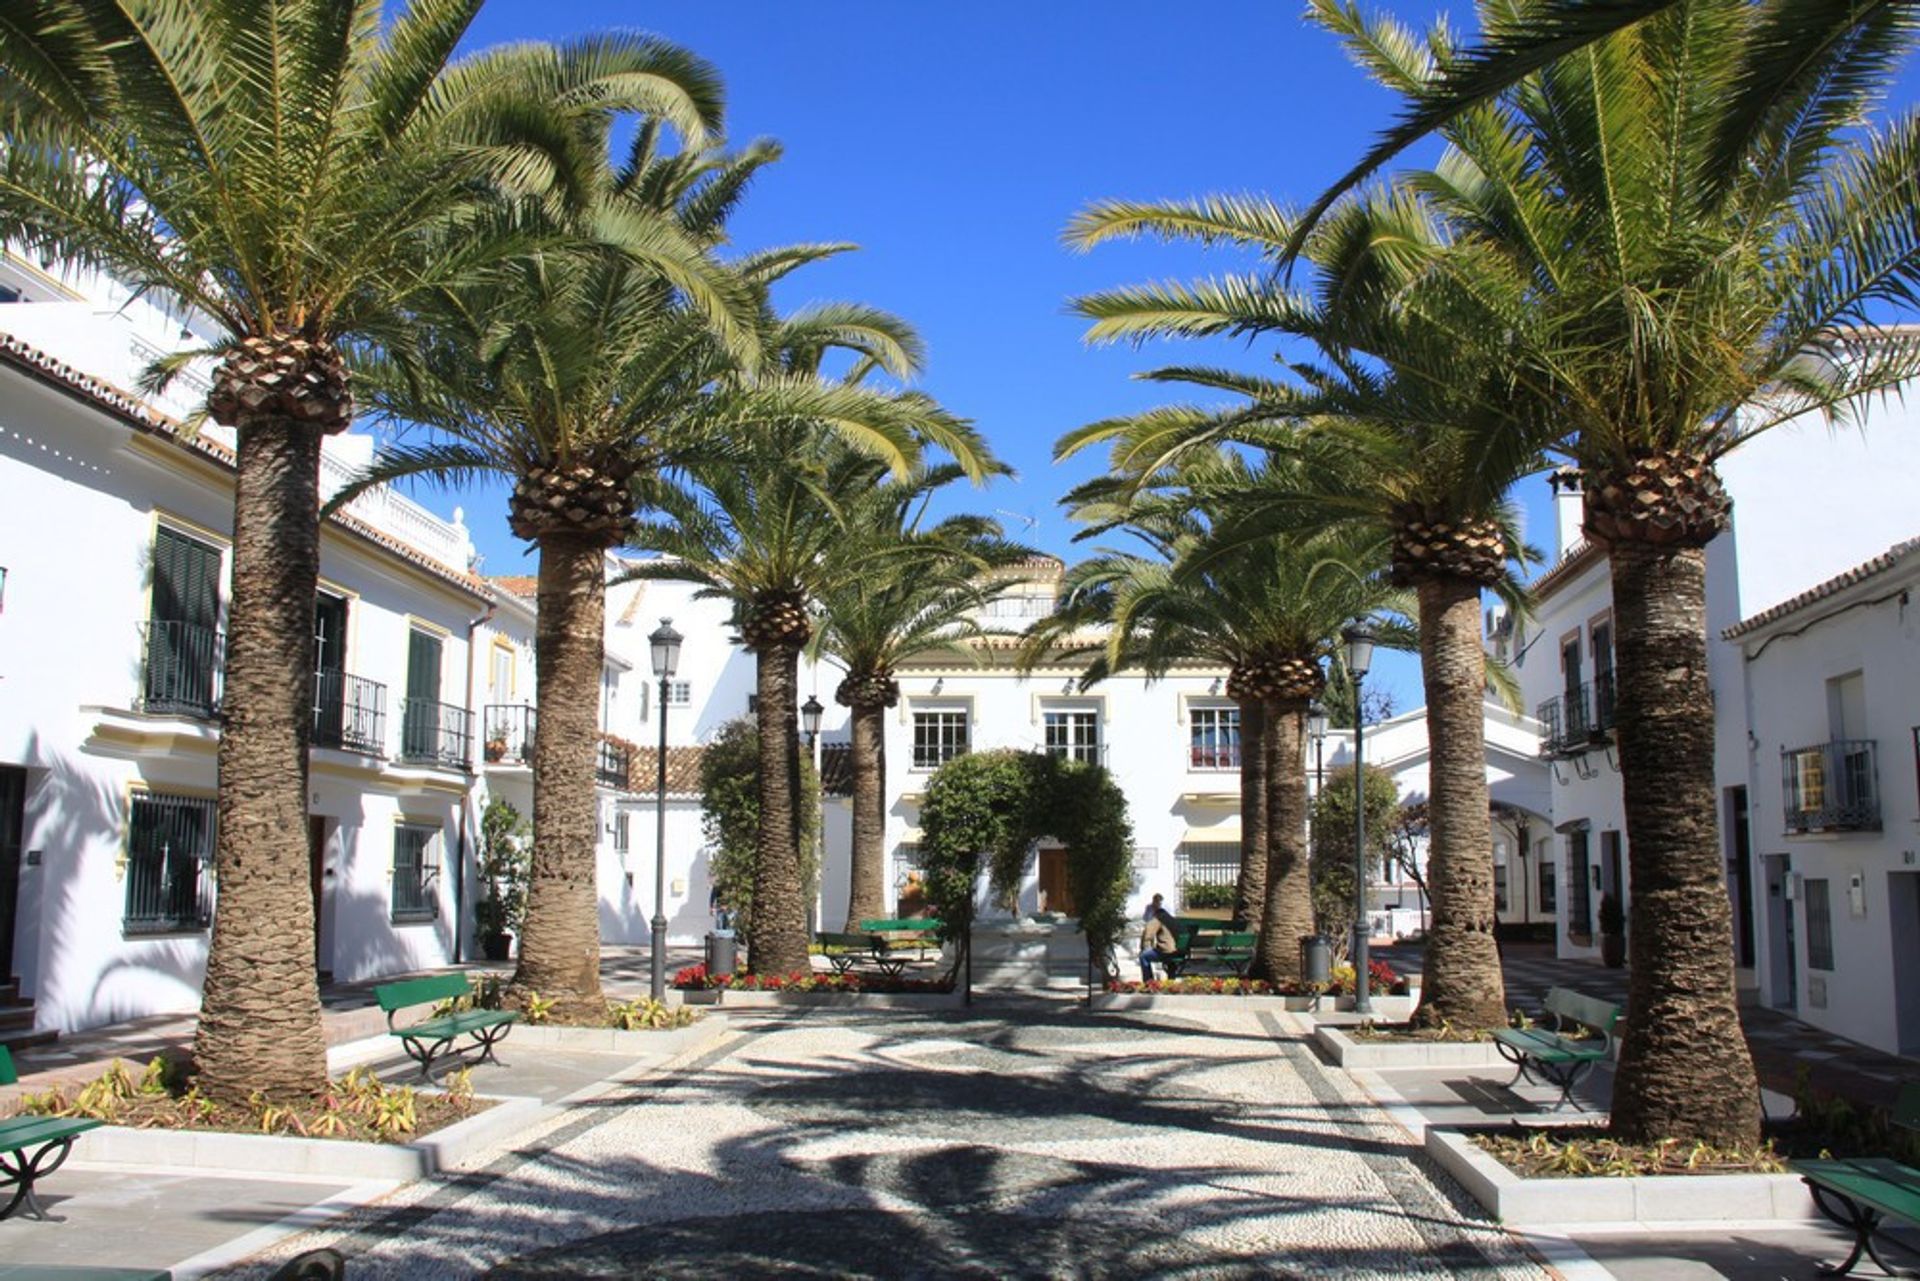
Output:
(318, 448), (472, 571)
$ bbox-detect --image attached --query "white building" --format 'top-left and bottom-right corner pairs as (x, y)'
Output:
(1725, 538), (1920, 1055)
(1502, 387), (1920, 1000)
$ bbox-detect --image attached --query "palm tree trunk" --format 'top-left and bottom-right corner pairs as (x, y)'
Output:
(512, 533), (607, 1019)
(844, 699), (888, 929)
(1234, 698), (1269, 929)
(1411, 574), (1507, 1029)
(1608, 542), (1762, 1146)
(194, 419), (328, 1102)
(1255, 702), (1312, 982)
(751, 642), (811, 973)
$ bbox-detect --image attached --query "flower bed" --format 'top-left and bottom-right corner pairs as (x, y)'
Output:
(1350, 1020), (1490, 1043)
(1105, 959), (1407, 998)
(672, 963), (953, 995)
(16, 1057), (485, 1144)
(444, 978), (701, 1031)
(1473, 1127), (1789, 1178)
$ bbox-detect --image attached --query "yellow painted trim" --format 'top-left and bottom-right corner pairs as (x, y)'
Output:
(406, 614), (452, 641)
(126, 431), (230, 487)
(92, 723), (219, 757)
(315, 580), (360, 671)
(1180, 792), (1238, 806)
(3, 252), (87, 300)
(152, 507), (231, 552)
(489, 637), (517, 701)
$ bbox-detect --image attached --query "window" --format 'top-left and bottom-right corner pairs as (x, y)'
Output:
(1567, 829), (1592, 935)
(145, 526), (223, 717)
(1189, 706), (1241, 769)
(912, 711), (969, 769)
(641, 681), (692, 720)
(1805, 878), (1835, 972)
(1044, 710), (1100, 764)
(400, 628), (450, 765)
(614, 812), (630, 854)
(666, 680), (692, 707)
(1537, 845), (1557, 913)
(124, 792), (215, 933)
(1591, 620), (1615, 729)
(489, 644), (514, 700)
(392, 824), (440, 923)
(600, 667), (619, 733)
(1494, 864), (1509, 913)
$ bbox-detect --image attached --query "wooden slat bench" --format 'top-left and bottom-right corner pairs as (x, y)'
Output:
(373, 973), (517, 1082)
(1165, 930), (1257, 979)
(815, 932), (909, 979)
(1489, 986), (1620, 1113)
(0, 1045), (102, 1221)
(1793, 1081), (1920, 1277)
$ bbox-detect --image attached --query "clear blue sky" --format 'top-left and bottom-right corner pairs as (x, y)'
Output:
(427, 4), (1916, 716)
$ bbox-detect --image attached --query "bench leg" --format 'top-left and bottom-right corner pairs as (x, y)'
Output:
(1537, 1059), (1593, 1113)
(1808, 1184), (1920, 1277)
(469, 1022), (512, 1070)
(0, 1136), (77, 1221)
(1495, 1040), (1537, 1090)
(401, 1033), (455, 1083)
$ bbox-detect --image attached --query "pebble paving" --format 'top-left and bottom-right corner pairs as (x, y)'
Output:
(224, 1000), (1546, 1279)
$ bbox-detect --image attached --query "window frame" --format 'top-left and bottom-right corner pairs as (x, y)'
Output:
(123, 791), (216, 935)
(1043, 708), (1100, 765)
(1188, 704), (1242, 770)
(391, 822), (441, 924)
(1805, 877), (1835, 972)
(911, 709), (970, 770)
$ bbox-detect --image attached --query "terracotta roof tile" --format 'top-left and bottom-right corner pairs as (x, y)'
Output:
(1723, 537), (1920, 641)
(625, 744), (706, 795)
(489, 576), (539, 600)
(819, 742), (853, 797)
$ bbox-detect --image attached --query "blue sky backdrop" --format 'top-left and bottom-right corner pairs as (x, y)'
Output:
(417, 4), (1919, 715)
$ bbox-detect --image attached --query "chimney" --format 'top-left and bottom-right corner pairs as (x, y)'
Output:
(1549, 467), (1584, 561)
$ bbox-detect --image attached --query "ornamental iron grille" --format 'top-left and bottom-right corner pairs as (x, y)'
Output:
(124, 793), (215, 933)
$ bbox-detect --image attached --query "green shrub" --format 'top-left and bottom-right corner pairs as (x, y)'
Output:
(1181, 883), (1235, 910)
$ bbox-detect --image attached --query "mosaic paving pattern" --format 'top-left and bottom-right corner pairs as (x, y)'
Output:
(224, 1001), (1544, 1279)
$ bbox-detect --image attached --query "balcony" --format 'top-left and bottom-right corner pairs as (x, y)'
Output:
(1783, 739), (1881, 832)
(1536, 675), (1617, 758)
(596, 736), (632, 789)
(400, 698), (472, 770)
(313, 670), (387, 756)
(140, 620), (223, 719)
(482, 704), (536, 765)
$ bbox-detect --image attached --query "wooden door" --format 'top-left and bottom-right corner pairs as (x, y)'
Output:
(1038, 847), (1077, 917)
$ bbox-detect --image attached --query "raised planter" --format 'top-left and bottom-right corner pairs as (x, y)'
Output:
(507, 1018), (727, 1056)
(1313, 1024), (1507, 1069)
(677, 989), (964, 1010)
(74, 1093), (545, 1181)
(1089, 993), (1418, 1019)
(1424, 1127), (1816, 1225)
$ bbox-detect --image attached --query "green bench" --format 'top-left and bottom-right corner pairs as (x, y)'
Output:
(0, 1044), (103, 1221)
(859, 918), (943, 960)
(1490, 986), (1620, 1113)
(1166, 930), (1257, 979)
(373, 973), (517, 1082)
(815, 932), (909, 979)
(1793, 1081), (1920, 1277)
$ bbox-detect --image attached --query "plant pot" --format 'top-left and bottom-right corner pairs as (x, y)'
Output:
(481, 931), (513, 962)
(681, 988), (723, 1006)
(484, 741), (507, 763)
(1600, 932), (1626, 968)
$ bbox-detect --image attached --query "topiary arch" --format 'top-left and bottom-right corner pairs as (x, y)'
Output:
(917, 750), (1135, 981)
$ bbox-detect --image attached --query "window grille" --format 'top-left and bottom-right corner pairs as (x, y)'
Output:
(1805, 878), (1835, 971)
(392, 824), (440, 923)
(912, 712), (969, 769)
(124, 793), (215, 933)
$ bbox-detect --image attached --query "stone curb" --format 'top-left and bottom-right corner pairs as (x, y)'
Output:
(1313, 1024), (1508, 1068)
(74, 1092), (546, 1181)
(1424, 1126), (1817, 1225)
(1088, 993), (1419, 1019)
(324, 1011), (730, 1069)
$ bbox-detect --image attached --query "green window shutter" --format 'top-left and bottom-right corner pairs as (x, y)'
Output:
(406, 630), (442, 703)
(151, 527), (220, 627)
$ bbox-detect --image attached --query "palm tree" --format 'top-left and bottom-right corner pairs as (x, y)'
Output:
(0, 0), (727, 1099)
(1031, 456), (1409, 981)
(1062, 186), (1541, 1029)
(1306, 0), (1920, 1145)
(812, 476), (1026, 930)
(634, 408), (994, 976)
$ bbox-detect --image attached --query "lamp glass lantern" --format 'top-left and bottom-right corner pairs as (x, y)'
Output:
(1307, 699), (1329, 745)
(1341, 619), (1376, 681)
(649, 619), (682, 681)
(801, 694), (824, 744)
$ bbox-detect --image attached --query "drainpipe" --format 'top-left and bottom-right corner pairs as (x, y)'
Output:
(457, 599), (498, 964)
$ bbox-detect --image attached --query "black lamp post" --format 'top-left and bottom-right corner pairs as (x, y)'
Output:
(1308, 699), (1329, 801)
(801, 693), (825, 935)
(648, 618), (682, 1002)
(801, 694), (824, 748)
(1342, 619), (1377, 1015)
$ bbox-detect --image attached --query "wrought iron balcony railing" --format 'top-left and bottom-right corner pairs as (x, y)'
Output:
(1537, 676), (1617, 758)
(481, 704), (536, 765)
(399, 698), (472, 770)
(313, 669), (387, 756)
(1783, 739), (1881, 832)
(1535, 697), (1565, 756)
(596, 736), (631, 789)
(139, 620), (224, 719)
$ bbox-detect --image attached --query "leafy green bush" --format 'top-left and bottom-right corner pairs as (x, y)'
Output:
(1181, 883), (1235, 910)
(698, 717), (820, 934)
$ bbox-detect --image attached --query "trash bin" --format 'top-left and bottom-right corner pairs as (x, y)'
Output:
(706, 929), (738, 977)
(1300, 934), (1333, 985)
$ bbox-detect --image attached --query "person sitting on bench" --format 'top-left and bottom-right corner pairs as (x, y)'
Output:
(1139, 905), (1179, 981)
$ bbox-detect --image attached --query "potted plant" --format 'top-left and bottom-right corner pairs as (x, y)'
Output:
(484, 734), (508, 763)
(1597, 892), (1626, 968)
(476, 798), (530, 962)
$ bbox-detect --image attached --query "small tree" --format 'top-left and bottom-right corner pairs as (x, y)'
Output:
(476, 799), (531, 945)
(1309, 764), (1403, 957)
(697, 718), (819, 941)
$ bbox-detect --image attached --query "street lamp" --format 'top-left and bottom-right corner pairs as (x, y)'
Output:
(801, 694), (824, 747)
(647, 617), (682, 1002)
(800, 692), (826, 936)
(1308, 699), (1329, 798)
(1342, 619), (1376, 1016)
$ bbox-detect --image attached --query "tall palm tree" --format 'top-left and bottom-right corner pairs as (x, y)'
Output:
(1031, 456), (1410, 981)
(1062, 186), (1540, 1029)
(1307, 0), (1920, 1145)
(633, 410), (994, 976)
(0, 0), (727, 1099)
(811, 475), (1026, 930)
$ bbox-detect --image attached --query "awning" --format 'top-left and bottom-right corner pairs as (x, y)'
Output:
(1554, 817), (1592, 835)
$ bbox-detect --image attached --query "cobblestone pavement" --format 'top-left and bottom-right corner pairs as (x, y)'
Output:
(224, 999), (1544, 1279)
